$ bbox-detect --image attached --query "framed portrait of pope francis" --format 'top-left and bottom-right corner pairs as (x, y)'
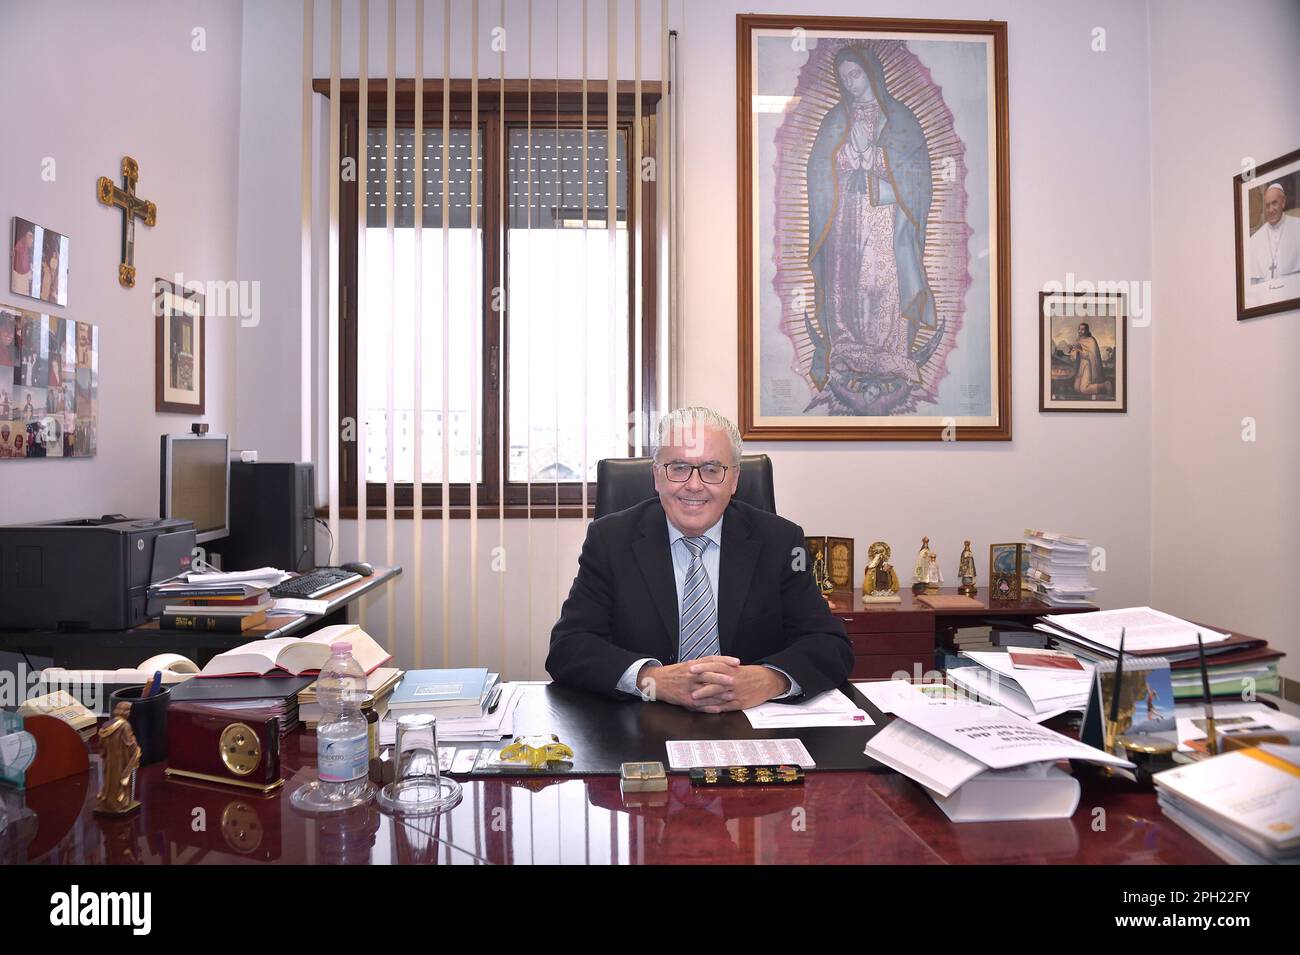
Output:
(1234, 147), (1300, 321)
(737, 15), (1011, 441)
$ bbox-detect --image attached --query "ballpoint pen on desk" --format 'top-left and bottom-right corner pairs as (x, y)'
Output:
(1196, 631), (1217, 756)
(486, 686), (503, 714)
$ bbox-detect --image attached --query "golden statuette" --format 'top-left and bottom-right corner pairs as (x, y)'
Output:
(95, 701), (141, 816)
(862, 540), (901, 603)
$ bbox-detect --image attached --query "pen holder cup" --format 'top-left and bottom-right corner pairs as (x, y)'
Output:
(108, 685), (172, 766)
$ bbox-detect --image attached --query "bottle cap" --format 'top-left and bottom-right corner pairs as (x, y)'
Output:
(331, 641), (352, 653)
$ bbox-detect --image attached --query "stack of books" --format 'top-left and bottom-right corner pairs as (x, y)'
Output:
(1036, 606), (1285, 700)
(299, 666), (404, 729)
(953, 628), (996, 653)
(149, 567), (289, 632)
(380, 668), (520, 743)
(387, 668), (500, 720)
(1154, 745), (1300, 864)
(1022, 530), (1097, 607)
(991, 628), (1049, 649)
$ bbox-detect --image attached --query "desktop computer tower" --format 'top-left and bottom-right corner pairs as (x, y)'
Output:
(222, 462), (316, 572)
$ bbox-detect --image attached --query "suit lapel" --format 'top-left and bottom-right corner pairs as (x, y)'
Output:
(717, 503), (760, 656)
(631, 502), (680, 656)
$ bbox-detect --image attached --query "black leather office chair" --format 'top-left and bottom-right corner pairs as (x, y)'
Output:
(594, 454), (776, 519)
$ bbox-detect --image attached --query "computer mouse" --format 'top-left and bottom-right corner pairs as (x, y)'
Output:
(340, 561), (375, 577)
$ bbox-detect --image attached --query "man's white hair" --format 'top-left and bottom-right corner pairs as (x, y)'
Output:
(1265, 181), (1287, 200)
(652, 407), (743, 466)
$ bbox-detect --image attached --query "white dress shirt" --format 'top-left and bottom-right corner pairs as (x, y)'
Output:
(615, 513), (801, 700)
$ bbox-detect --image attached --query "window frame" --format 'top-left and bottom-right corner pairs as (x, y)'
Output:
(323, 80), (662, 519)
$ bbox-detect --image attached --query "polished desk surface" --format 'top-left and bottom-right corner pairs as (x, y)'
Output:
(5, 683), (1220, 865)
(826, 588), (1095, 618)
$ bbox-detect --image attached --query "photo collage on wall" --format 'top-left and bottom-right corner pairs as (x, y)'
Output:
(0, 305), (97, 458)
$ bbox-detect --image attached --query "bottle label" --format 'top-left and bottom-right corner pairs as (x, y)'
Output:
(319, 731), (369, 783)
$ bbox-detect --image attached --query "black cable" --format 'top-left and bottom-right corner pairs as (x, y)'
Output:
(315, 517), (336, 570)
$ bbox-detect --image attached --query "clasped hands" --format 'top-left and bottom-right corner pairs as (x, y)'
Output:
(636, 656), (789, 714)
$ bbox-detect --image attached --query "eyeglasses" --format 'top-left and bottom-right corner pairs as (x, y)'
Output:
(661, 461), (730, 484)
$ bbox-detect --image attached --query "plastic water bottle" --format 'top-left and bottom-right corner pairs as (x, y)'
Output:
(314, 642), (369, 803)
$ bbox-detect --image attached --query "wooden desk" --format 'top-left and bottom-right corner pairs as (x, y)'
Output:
(0, 565), (402, 669)
(825, 588), (1094, 680)
(3, 681), (1219, 866)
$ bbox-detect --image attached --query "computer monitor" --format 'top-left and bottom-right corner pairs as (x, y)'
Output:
(160, 433), (230, 544)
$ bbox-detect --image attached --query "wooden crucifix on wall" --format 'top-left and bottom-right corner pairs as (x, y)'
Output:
(96, 156), (156, 288)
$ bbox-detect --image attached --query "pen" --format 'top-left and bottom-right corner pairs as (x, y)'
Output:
(1196, 631), (1217, 756)
(486, 686), (503, 714)
(141, 670), (163, 700)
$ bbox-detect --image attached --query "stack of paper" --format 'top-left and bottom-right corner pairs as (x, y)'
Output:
(1033, 607), (1285, 699)
(1154, 745), (1300, 864)
(1023, 530), (1096, 606)
(744, 689), (872, 729)
(1039, 607), (1230, 655)
(379, 680), (522, 744)
(149, 566), (291, 602)
(1173, 702), (1300, 752)
(864, 704), (1131, 821)
(945, 651), (1093, 722)
(854, 680), (984, 715)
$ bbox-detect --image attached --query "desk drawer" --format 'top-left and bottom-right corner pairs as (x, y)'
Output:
(833, 611), (932, 634)
(851, 653), (934, 681)
(847, 630), (933, 655)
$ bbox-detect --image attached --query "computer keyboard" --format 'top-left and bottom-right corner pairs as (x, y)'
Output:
(268, 567), (363, 600)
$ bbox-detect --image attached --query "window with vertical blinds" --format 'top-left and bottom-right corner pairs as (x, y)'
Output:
(337, 85), (660, 516)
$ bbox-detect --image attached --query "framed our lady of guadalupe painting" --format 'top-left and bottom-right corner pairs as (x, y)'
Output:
(737, 15), (1011, 440)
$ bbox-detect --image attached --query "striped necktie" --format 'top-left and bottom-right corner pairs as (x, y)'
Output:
(678, 535), (720, 661)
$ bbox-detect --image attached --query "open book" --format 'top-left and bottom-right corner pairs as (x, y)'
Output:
(198, 624), (391, 678)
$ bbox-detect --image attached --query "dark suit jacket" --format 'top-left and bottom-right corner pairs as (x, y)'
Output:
(546, 498), (854, 699)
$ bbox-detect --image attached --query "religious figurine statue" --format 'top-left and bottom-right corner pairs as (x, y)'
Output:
(957, 539), (977, 596)
(862, 540), (901, 603)
(812, 553), (835, 601)
(911, 536), (934, 595)
(95, 702), (141, 816)
(925, 553), (943, 594)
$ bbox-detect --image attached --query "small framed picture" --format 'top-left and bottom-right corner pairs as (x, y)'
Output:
(1234, 147), (1300, 320)
(1039, 291), (1127, 413)
(154, 278), (205, 414)
(10, 217), (70, 308)
(988, 542), (1023, 602)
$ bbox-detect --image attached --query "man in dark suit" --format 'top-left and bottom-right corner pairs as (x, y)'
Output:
(547, 407), (853, 711)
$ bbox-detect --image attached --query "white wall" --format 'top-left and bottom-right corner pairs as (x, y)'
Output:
(1148, 0), (1300, 678)
(0, 0), (243, 524)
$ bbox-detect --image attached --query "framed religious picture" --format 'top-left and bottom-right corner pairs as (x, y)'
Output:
(988, 542), (1023, 603)
(737, 15), (1011, 441)
(1, 303), (97, 459)
(154, 278), (205, 414)
(1038, 290), (1127, 413)
(1234, 147), (1300, 320)
(805, 535), (854, 598)
(10, 217), (70, 308)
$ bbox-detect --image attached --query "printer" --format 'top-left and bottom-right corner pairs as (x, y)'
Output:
(0, 515), (197, 630)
